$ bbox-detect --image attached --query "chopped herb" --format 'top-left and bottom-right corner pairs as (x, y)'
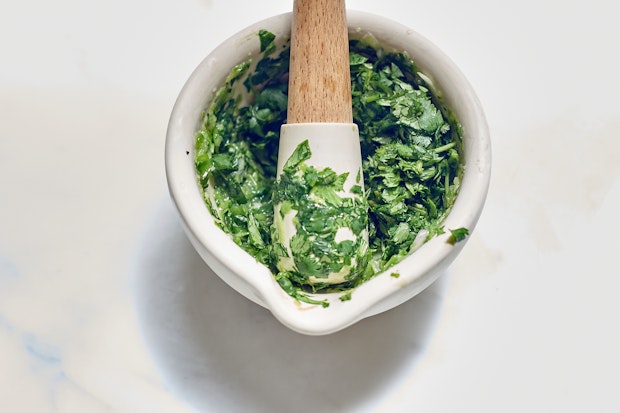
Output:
(282, 139), (312, 172)
(276, 273), (329, 307)
(274, 140), (369, 287)
(448, 227), (469, 244)
(258, 29), (276, 56)
(390, 272), (400, 278)
(339, 290), (353, 301)
(195, 31), (463, 304)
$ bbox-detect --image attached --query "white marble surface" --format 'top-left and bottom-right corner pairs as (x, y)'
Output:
(1, 0), (619, 412)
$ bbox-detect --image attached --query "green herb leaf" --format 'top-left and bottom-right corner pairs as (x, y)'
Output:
(282, 139), (312, 172)
(258, 29), (276, 55)
(448, 227), (469, 244)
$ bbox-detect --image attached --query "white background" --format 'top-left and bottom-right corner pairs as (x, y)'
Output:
(1, 0), (619, 412)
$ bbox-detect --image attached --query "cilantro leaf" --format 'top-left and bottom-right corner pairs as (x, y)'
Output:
(448, 227), (469, 244)
(258, 29), (276, 55)
(282, 139), (312, 172)
(195, 31), (463, 303)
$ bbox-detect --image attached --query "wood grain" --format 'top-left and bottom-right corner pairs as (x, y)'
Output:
(287, 0), (352, 124)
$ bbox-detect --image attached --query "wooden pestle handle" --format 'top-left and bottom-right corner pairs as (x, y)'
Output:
(287, 0), (352, 124)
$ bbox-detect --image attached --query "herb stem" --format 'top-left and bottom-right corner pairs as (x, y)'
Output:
(432, 142), (456, 154)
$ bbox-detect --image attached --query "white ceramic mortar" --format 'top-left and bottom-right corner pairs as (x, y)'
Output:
(165, 11), (491, 335)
